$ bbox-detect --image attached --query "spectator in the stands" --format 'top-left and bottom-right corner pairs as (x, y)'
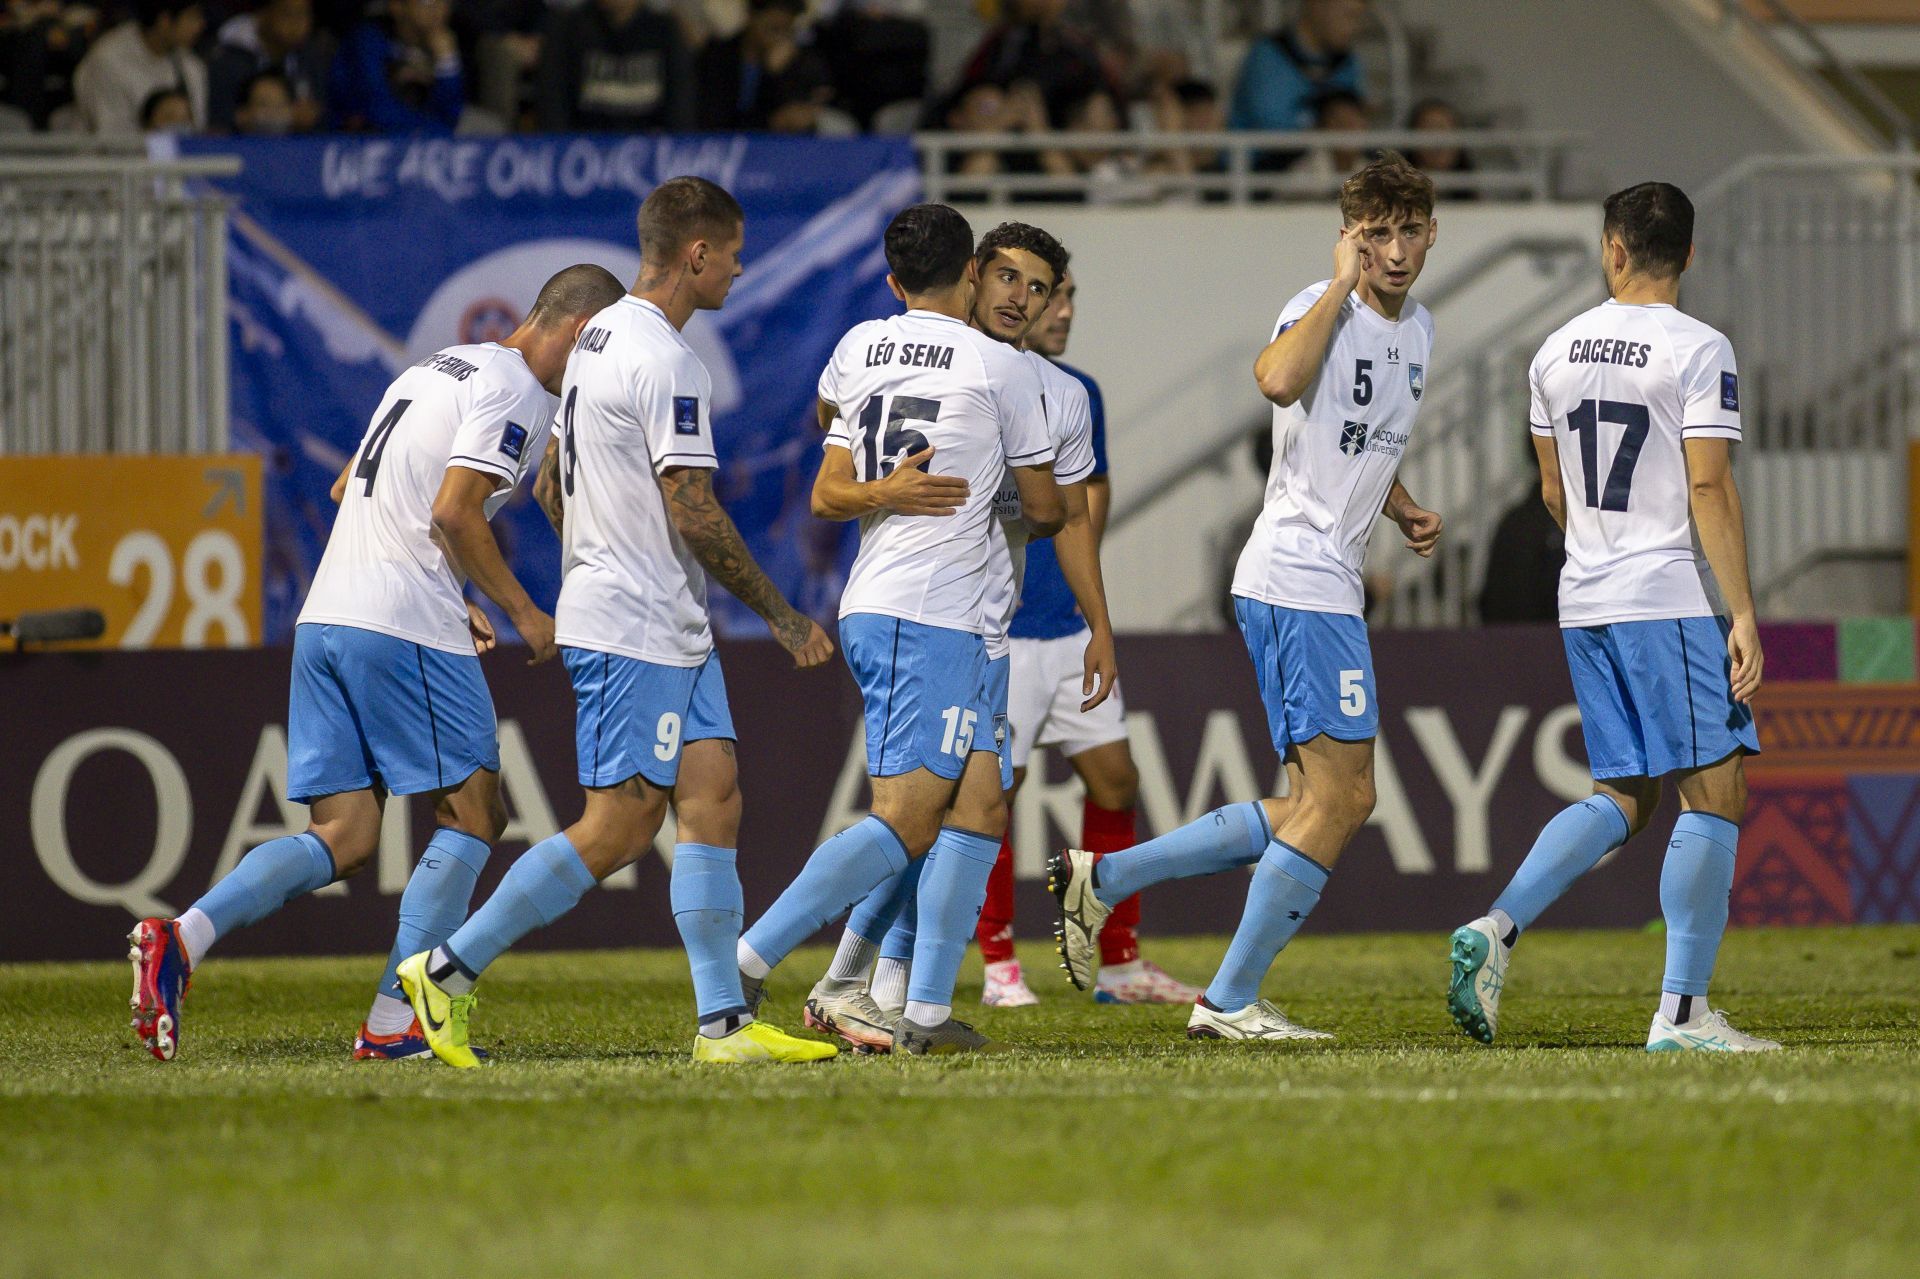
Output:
(1408, 96), (1476, 195)
(1477, 489), (1564, 623)
(953, 0), (1113, 128)
(939, 78), (1049, 180)
(536, 0), (693, 133)
(233, 67), (297, 133)
(1146, 76), (1227, 182)
(1294, 87), (1371, 179)
(1, 2), (99, 128)
(73, 1), (209, 134)
(329, 0), (463, 132)
(141, 84), (193, 132)
(817, 0), (928, 131)
(696, 0), (832, 133)
(208, 0), (323, 133)
(1228, 0), (1364, 132)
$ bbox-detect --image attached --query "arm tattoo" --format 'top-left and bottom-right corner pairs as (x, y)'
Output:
(535, 443), (564, 533)
(660, 467), (810, 649)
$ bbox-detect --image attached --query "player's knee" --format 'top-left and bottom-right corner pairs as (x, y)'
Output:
(677, 787), (742, 848)
(1086, 758), (1139, 811)
(874, 805), (941, 858)
(313, 822), (379, 878)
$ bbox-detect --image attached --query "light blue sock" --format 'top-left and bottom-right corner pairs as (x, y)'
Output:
(1491, 794), (1631, 935)
(1093, 801), (1271, 905)
(879, 855), (925, 960)
(741, 815), (910, 970)
(377, 827), (491, 1001)
(671, 844), (748, 1021)
(847, 855), (921, 947)
(443, 833), (596, 977)
(1204, 840), (1330, 1011)
(1660, 812), (1739, 997)
(191, 831), (335, 939)
(906, 828), (1001, 1007)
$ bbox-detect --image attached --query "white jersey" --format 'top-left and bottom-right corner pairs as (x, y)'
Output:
(300, 343), (553, 654)
(821, 309), (1054, 635)
(554, 296), (718, 667)
(1233, 281), (1435, 615)
(983, 352), (1099, 658)
(1529, 300), (1742, 627)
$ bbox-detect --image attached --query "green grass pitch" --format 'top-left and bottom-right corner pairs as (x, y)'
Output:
(3, 926), (1917, 1278)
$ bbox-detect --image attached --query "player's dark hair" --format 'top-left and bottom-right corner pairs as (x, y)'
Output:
(637, 176), (744, 265)
(1602, 181), (1694, 280)
(974, 222), (1070, 292)
(883, 203), (975, 295)
(1339, 150), (1434, 225)
(527, 264), (625, 327)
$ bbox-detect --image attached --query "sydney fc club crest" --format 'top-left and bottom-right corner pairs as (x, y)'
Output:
(1409, 363), (1424, 401)
(1340, 421), (1369, 457)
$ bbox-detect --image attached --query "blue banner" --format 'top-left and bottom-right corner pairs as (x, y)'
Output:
(178, 134), (920, 642)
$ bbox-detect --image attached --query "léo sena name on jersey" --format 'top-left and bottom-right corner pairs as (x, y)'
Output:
(865, 340), (955, 370)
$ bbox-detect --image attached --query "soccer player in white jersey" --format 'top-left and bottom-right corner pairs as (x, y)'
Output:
(1050, 154), (1444, 1041)
(125, 264), (625, 1063)
(731, 204), (1066, 1055)
(1448, 182), (1776, 1053)
(801, 224), (1116, 1051)
(396, 178), (836, 1068)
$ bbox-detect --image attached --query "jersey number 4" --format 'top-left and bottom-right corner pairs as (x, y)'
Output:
(354, 399), (411, 495)
(1567, 398), (1650, 511)
(852, 394), (940, 480)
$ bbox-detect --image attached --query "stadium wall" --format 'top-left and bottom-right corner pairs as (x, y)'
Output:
(5, 628), (1913, 963)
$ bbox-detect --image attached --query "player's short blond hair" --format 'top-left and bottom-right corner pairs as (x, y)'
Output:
(1339, 152), (1435, 226)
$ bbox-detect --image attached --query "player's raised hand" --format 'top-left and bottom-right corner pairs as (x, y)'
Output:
(775, 612), (835, 669)
(879, 447), (970, 516)
(516, 607), (558, 666)
(1334, 223), (1371, 290)
(1397, 504), (1443, 557)
(466, 601), (497, 655)
(1079, 629), (1119, 713)
(1727, 613), (1763, 705)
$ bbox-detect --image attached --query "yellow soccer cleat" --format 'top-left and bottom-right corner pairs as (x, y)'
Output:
(396, 951), (482, 1069)
(692, 1019), (839, 1064)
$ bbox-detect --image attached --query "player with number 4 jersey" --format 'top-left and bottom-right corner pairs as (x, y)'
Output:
(1449, 181), (1775, 1054)
(127, 264), (626, 1064)
(1049, 154), (1444, 1042)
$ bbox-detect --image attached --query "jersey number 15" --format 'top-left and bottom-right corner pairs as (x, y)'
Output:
(851, 394), (940, 481)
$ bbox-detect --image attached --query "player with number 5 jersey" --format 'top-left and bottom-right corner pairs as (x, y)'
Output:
(1449, 181), (1776, 1054)
(1049, 154), (1445, 1042)
(127, 264), (628, 1064)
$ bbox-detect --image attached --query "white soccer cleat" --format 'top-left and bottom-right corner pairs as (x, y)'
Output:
(1447, 917), (1508, 1044)
(981, 959), (1040, 1007)
(803, 977), (898, 1054)
(1646, 1007), (1781, 1053)
(1186, 998), (1333, 1041)
(1048, 848), (1110, 990)
(1094, 958), (1205, 1005)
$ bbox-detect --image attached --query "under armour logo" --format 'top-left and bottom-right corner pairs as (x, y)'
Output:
(1287, 910), (1305, 920)
(1340, 421), (1368, 457)
(1387, 346), (1400, 362)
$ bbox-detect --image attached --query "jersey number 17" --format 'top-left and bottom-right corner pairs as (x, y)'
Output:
(1567, 398), (1650, 512)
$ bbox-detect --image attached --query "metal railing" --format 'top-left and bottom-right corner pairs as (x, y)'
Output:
(1722, 0), (1916, 150)
(916, 129), (1581, 205)
(0, 154), (238, 455)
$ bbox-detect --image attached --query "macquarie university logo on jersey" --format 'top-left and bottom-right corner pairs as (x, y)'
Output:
(1409, 363), (1424, 401)
(673, 396), (699, 435)
(1340, 421), (1369, 457)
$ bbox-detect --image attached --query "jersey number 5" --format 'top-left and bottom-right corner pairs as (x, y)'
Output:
(1567, 398), (1650, 511)
(354, 399), (411, 495)
(1353, 359), (1373, 406)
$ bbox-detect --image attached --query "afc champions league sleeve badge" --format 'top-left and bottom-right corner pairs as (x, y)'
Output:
(1408, 363), (1424, 401)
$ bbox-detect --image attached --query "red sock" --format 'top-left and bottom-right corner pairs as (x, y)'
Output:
(1085, 801), (1141, 966)
(975, 832), (1017, 964)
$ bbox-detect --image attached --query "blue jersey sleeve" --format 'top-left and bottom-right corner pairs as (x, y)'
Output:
(1057, 361), (1108, 478)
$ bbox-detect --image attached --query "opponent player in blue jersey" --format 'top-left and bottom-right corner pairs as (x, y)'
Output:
(1448, 181), (1777, 1053)
(395, 177), (837, 1067)
(1049, 154), (1444, 1040)
(126, 264), (626, 1063)
(731, 204), (1067, 1055)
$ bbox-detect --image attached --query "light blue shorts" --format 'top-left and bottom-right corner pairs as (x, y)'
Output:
(840, 614), (991, 781)
(1233, 596), (1379, 752)
(564, 647), (735, 789)
(288, 623), (499, 801)
(985, 654), (1012, 791)
(1563, 616), (1760, 780)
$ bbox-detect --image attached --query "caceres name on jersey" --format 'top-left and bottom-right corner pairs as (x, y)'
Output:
(1529, 299), (1742, 627)
(821, 309), (1054, 635)
(982, 350), (1098, 658)
(1233, 280), (1435, 616)
(300, 342), (554, 654)
(554, 295), (718, 667)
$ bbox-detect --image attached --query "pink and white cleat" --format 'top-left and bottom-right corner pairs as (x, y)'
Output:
(981, 960), (1040, 1007)
(1094, 958), (1206, 1005)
